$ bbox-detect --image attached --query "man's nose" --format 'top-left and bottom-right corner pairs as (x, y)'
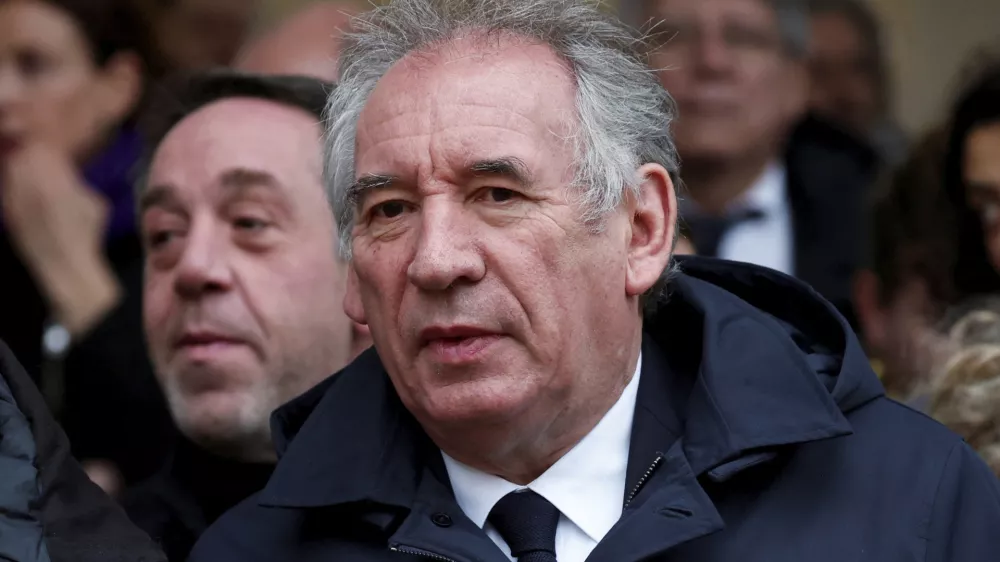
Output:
(406, 201), (486, 292)
(0, 66), (24, 111)
(693, 30), (735, 75)
(173, 222), (233, 299)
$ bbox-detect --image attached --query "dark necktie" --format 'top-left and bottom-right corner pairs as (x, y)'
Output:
(488, 490), (560, 562)
(684, 208), (764, 258)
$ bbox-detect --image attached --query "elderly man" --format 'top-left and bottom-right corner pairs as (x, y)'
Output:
(191, 1), (1000, 561)
(122, 72), (368, 561)
(621, 0), (876, 328)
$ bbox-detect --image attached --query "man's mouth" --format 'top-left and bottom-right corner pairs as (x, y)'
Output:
(418, 325), (504, 364)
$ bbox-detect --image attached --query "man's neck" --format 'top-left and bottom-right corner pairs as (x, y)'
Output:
(683, 156), (775, 216)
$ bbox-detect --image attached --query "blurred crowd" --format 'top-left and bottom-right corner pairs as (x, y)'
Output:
(2, 0), (1000, 558)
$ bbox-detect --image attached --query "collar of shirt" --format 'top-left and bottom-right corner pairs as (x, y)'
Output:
(442, 353), (642, 543)
(680, 161), (787, 219)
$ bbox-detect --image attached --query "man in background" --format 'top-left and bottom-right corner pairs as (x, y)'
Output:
(806, 0), (908, 166)
(853, 129), (953, 404)
(123, 71), (368, 561)
(621, 0), (877, 326)
(236, 1), (365, 80)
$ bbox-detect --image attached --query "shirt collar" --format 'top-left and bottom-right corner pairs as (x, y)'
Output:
(739, 162), (787, 215)
(680, 161), (787, 219)
(443, 353), (642, 543)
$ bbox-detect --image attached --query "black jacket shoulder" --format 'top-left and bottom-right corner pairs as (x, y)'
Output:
(0, 340), (166, 562)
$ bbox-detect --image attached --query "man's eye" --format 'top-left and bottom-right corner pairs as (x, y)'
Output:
(233, 217), (269, 231)
(146, 230), (176, 249)
(486, 188), (518, 203)
(372, 200), (409, 219)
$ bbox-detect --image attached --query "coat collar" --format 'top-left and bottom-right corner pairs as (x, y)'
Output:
(260, 260), (881, 510)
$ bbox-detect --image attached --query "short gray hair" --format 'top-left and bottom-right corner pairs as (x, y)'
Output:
(618, 0), (810, 58)
(324, 0), (681, 275)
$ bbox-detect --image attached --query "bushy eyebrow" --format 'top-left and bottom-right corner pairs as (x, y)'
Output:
(468, 157), (534, 188)
(140, 168), (289, 215)
(346, 173), (397, 210)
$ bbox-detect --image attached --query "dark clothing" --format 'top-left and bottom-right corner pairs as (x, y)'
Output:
(0, 127), (174, 485)
(59, 240), (176, 485)
(190, 256), (1000, 562)
(123, 439), (273, 561)
(0, 339), (166, 562)
(784, 114), (879, 329)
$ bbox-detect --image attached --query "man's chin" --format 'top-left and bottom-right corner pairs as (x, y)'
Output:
(170, 392), (275, 461)
(413, 377), (540, 427)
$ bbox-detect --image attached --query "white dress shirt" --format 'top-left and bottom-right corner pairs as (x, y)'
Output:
(690, 162), (794, 275)
(442, 354), (642, 562)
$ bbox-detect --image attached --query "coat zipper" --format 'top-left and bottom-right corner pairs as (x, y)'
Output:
(390, 544), (458, 562)
(625, 453), (665, 508)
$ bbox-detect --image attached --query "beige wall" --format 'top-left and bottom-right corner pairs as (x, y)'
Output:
(870, 0), (1000, 135)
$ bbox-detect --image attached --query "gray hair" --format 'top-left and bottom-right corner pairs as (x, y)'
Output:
(618, 0), (810, 58)
(325, 0), (681, 278)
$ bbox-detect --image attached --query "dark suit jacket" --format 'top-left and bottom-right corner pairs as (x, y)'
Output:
(189, 258), (1000, 562)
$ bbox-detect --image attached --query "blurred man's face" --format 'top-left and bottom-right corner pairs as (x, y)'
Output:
(142, 99), (362, 461)
(345, 37), (674, 452)
(808, 11), (881, 136)
(647, 0), (807, 164)
(855, 271), (942, 400)
(153, 0), (256, 71)
(964, 122), (1000, 273)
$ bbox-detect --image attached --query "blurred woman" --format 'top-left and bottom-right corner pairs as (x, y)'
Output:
(930, 298), (1000, 476)
(0, 0), (174, 489)
(943, 63), (1000, 299)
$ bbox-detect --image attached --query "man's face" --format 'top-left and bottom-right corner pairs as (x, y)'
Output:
(807, 11), (880, 135)
(142, 99), (358, 460)
(347, 38), (669, 435)
(878, 279), (941, 398)
(964, 122), (1000, 273)
(647, 0), (807, 163)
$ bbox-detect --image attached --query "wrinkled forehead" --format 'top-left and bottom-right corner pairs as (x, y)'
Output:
(356, 35), (579, 147)
(148, 98), (323, 193)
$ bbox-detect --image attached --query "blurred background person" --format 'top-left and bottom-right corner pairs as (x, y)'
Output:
(0, 0), (174, 493)
(621, 0), (878, 327)
(805, 0), (908, 166)
(853, 128), (953, 403)
(235, 0), (364, 80)
(135, 0), (258, 74)
(943, 62), (1000, 300)
(930, 298), (1000, 477)
(122, 71), (369, 561)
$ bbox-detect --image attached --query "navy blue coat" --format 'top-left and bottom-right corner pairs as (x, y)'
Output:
(190, 257), (1000, 562)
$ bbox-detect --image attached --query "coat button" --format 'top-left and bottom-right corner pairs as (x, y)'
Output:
(431, 512), (453, 527)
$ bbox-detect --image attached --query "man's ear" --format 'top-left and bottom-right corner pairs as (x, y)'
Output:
(625, 163), (677, 297)
(344, 265), (367, 326)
